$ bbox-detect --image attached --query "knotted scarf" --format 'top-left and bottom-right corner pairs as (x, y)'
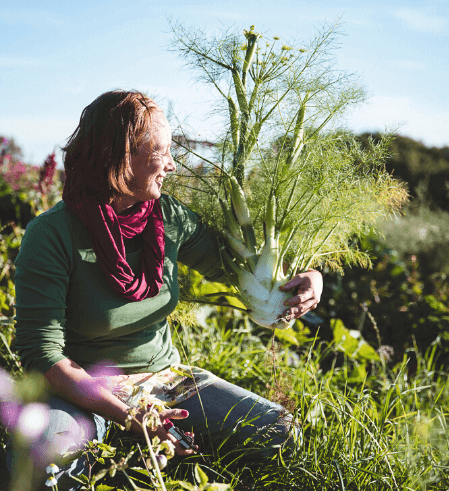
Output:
(62, 176), (165, 301)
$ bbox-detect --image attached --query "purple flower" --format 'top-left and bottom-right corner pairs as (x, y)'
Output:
(38, 153), (57, 194)
(86, 360), (123, 393)
(87, 360), (122, 378)
(0, 400), (22, 430)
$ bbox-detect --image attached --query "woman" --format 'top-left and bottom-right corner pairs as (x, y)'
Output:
(11, 90), (323, 489)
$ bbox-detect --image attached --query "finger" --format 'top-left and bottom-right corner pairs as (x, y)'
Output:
(284, 301), (318, 319)
(279, 275), (309, 291)
(170, 436), (196, 456)
(283, 291), (314, 307)
(160, 408), (189, 421)
(174, 442), (196, 456)
(279, 270), (322, 292)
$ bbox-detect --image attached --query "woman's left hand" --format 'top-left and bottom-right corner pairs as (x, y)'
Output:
(279, 269), (323, 321)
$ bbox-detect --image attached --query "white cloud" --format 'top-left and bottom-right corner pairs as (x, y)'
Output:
(345, 95), (449, 148)
(394, 9), (447, 33)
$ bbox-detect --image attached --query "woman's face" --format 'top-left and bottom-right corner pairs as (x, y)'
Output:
(114, 108), (175, 213)
(131, 109), (176, 201)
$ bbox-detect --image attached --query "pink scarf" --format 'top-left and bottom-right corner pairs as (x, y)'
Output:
(62, 179), (164, 301)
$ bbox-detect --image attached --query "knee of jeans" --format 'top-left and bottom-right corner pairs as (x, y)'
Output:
(271, 413), (303, 457)
(228, 405), (289, 442)
(250, 412), (302, 459)
(36, 409), (96, 467)
(5, 409), (94, 473)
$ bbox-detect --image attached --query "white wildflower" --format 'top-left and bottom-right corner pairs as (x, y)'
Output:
(46, 463), (60, 474)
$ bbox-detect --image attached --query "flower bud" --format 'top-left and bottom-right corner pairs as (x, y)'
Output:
(146, 454), (168, 470)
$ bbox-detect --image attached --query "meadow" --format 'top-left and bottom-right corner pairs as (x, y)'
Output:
(1, 135), (449, 490)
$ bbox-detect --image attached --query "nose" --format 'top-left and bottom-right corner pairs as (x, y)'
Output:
(165, 151), (176, 173)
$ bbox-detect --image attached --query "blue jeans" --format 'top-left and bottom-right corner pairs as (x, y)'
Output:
(7, 378), (295, 490)
(6, 397), (109, 491)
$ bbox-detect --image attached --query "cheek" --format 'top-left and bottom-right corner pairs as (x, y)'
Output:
(137, 163), (160, 186)
(147, 159), (163, 176)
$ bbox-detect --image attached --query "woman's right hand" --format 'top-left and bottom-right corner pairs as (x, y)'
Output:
(44, 360), (197, 457)
(144, 407), (197, 456)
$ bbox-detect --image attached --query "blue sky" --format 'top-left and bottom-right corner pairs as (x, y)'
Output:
(1, 0), (448, 166)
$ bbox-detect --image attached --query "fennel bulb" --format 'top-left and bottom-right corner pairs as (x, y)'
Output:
(220, 177), (296, 329)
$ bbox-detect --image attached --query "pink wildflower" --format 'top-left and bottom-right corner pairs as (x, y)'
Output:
(38, 153), (57, 194)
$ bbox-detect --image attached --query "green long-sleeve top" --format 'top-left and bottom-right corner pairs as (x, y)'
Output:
(14, 194), (225, 375)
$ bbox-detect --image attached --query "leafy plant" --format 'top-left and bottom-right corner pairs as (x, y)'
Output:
(0, 223), (24, 374)
(167, 22), (408, 329)
(319, 236), (449, 367)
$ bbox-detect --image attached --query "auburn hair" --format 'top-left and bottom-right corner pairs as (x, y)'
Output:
(62, 90), (159, 203)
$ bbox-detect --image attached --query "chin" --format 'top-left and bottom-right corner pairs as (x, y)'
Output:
(147, 190), (161, 201)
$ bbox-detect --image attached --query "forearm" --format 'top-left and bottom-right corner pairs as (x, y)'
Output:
(44, 358), (196, 455)
(44, 358), (141, 432)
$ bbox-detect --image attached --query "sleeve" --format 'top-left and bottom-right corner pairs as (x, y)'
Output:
(13, 215), (72, 374)
(171, 198), (227, 283)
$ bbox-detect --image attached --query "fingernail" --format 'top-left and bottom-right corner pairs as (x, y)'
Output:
(163, 420), (174, 430)
(181, 410), (189, 417)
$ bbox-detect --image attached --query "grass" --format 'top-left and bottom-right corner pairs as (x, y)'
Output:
(2, 305), (449, 490)
(87, 310), (449, 490)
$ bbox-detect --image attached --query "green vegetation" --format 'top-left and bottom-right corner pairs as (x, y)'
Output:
(1, 151), (449, 490)
(359, 133), (449, 212)
(4, 310), (449, 489)
(1, 21), (449, 490)
(167, 23), (407, 330)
